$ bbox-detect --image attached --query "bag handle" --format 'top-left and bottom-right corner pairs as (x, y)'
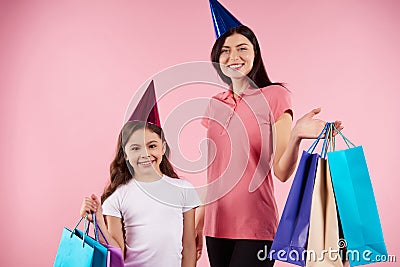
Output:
(321, 122), (331, 158)
(322, 122), (357, 156)
(72, 214), (89, 247)
(332, 124), (356, 148)
(308, 122), (356, 156)
(307, 122), (330, 154)
(93, 213), (110, 245)
(85, 212), (110, 245)
(321, 122), (338, 158)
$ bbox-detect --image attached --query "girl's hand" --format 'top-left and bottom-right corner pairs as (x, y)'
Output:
(195, 229), (203, 260)
(293, 108), (343, 140)
(80, 194), (103, 222)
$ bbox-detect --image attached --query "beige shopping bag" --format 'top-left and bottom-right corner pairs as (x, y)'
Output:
(306, 158), (343, 267)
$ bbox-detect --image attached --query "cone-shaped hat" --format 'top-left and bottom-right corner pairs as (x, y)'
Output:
(209, 0), (242, 39)
(128, 80), (161, 127)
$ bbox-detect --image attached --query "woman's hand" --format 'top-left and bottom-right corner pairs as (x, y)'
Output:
(293, 108), (343, 140)
(80, 194), (103, 223)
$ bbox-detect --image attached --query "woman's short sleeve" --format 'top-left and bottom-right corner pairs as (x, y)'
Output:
(201, 101), (211, 128)
(264, 85), (293, 122)
(102, 190), (123, 218)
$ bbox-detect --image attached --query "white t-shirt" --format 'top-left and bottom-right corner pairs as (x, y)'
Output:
(102, 175), (202, 267)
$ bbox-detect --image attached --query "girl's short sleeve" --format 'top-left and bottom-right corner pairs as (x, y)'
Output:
(102, 190), (123, 218)
(264, 85), (293, 122)
(182, 180), (202, 213)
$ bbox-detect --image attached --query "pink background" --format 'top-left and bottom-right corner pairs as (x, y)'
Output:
(1, 0), (399, 266)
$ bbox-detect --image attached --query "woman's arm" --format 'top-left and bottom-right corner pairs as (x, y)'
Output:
(273, 108), (342, 182)
(272, 112), (297, 182)
(182, 209), (197, 267)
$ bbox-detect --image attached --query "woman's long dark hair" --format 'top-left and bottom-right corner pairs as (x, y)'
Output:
(101, 121), (178, 203)
(211, 25), (283, 88)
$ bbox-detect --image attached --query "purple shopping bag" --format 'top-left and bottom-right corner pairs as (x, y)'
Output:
(103, 244), (124, 267)
(92, 214), (125, 267)
(270, 124), (328, 266)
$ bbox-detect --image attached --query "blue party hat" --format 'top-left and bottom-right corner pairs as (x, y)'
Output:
(209, 0), (242, 39)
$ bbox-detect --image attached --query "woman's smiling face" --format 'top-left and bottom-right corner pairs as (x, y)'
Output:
(219, 33), (255, 80)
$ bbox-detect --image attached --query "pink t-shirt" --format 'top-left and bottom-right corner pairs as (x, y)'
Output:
(202, 85), (292, 240)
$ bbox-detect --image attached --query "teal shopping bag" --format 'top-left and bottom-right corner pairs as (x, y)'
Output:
(75, 229), (108, 267)
(328, 127), (387, 266)
(54, 217), (94, 267)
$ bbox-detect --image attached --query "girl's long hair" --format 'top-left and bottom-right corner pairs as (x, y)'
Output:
(210, 25), (283, 88)
(101, 121), (178, 203)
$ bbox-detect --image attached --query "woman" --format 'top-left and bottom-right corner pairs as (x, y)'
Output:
(195, 25), (342, 267)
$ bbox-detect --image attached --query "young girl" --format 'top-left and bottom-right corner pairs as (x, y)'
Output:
(80, 121), (201, 267)
(195, 24), (343, 266)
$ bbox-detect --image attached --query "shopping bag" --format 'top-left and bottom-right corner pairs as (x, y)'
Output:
(92, 213), (125, 267)
(306, 124), (343, 267)
(54, 217), (94, 267)
(328, 126), (388, 266)
(270, 124), (328, 266)
(104, 244), (124, 267)
(75, 229), (108, 267)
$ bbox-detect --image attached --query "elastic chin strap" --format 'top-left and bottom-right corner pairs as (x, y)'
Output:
(125, 160), (135, 176)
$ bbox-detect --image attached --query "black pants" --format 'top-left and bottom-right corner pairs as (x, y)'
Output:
(206, 236), (275, 267)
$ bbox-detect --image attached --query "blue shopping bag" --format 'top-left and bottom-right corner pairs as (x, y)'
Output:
(54, 217), (94, 267)
(270, 124), (329, 266)
(328, 127), (388, 266)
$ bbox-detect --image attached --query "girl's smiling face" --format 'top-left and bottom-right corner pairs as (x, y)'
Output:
(124, 128), (166, 178)
(219, 33), (255, 80)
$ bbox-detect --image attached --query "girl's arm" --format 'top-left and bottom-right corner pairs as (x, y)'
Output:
(194, 205), (205, 260)
(80, 194), (125, 255)
(273, 108), (342, 182)
(98, 216), (125, 256)
(182, 209), (197, 267)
